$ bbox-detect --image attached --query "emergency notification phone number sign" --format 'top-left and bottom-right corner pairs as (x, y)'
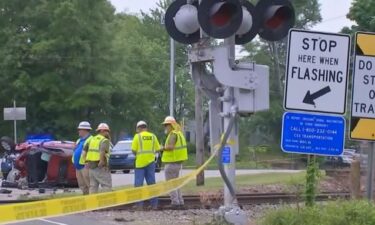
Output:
(281, 112), (345, 156)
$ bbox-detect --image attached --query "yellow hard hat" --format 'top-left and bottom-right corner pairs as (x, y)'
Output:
(96, 123), (110, 132)
(162, 116), (176, 125)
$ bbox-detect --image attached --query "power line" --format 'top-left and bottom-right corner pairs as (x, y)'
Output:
(320, 15), (348, 24)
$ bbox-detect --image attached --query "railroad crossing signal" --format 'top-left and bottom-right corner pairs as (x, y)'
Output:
(165, 0), (296, 223)
(165, 0), (295, 44)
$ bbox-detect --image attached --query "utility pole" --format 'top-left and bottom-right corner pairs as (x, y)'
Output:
(195, 84), (205, 186)
(169, 37), (175, 117)
(195, 0), (205, 186)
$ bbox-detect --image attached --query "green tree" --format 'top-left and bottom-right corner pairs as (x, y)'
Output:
(139, 0), (195, 125)
(109, 5), (195, 139)
(0, 0), (117, 139)
(345, 0), (375, 32)
(240, 0), (322, 150)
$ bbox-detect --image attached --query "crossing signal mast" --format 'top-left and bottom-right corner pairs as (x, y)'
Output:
(165, 0), (295, 224)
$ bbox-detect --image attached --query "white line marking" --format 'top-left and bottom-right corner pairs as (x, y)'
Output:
(38, 218), (68, 225)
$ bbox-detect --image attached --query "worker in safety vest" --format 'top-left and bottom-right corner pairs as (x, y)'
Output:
(83, 122), (112, 193)
(72, 121), (92, 195)
(131, 120), (161, 210)
(161, 116), (188, 208)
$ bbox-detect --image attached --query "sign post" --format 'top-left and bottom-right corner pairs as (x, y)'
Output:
(284, 29), (351, 114)
(3, 100), (26, 143)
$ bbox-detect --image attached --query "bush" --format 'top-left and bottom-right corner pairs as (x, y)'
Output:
(260, 201), (375, 225)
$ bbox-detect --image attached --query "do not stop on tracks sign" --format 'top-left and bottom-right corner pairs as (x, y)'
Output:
(284, 29), (351, 114)
(350, 32), (375, 141)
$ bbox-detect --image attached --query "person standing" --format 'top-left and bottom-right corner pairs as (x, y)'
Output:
(83, 123), (112, 193)
(131, 120), (161, 210)
(72, 121), (92, 195)
(161, 116), (188, 209)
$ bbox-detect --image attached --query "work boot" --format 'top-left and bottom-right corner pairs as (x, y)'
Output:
(170, 204), (185, 210)
(130, 204), (143, 211)
(151, 205), (160, 211)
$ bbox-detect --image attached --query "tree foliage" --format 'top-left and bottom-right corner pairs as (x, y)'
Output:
(0, 0), (194, 141)
(346, 0), (375, 32)
(239, 0), (322, 150)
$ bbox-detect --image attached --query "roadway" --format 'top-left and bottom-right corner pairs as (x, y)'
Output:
(4, 169), (301, 225)
(9, 215), (106, 225)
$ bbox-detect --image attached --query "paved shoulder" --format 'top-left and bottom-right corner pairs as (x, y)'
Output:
(10, 214), (108, 225)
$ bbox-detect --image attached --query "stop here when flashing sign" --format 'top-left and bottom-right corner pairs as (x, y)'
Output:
(284, 29), (351, 114)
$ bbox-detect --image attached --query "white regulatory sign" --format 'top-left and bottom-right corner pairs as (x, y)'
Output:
(352, 56), (375, 118)
(4, 107), (26, 120)
(284, 29), (351, 114)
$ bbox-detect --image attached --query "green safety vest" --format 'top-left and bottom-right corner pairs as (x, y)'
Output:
(86, 134), (109, 162)
(162, 130), (188, 163)
(133, 131), (159, 168)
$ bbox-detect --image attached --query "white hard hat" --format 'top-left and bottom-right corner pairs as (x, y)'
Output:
(162, 116), (176, 125)
(96, 123), (110, 132)
(136, 120), (147, 128)
(77, 121), (92, 130)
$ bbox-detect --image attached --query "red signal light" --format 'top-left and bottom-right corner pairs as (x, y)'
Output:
(210, 3), (237, 27)
(256, 0), (295, 41)
(199, 0), (243, 39)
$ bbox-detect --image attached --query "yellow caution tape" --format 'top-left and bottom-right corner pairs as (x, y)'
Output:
(0, 148), (218, 224)
(213, 135), (236, 150)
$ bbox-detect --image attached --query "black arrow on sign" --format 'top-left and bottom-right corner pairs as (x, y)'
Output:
(303, 86), (331, 106)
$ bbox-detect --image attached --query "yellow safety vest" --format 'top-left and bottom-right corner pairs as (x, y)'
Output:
(162, 130), (188, 163)
(86, 134), (109, 162)
(132, 131), (159, 168)
(72, 135), (92, 165)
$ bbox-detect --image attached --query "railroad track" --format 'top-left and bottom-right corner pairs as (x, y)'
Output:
(102, 192), (351, 210)
(0, 192), (350, 210)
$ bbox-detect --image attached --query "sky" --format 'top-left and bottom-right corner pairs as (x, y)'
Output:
(109, 0), (356, 32)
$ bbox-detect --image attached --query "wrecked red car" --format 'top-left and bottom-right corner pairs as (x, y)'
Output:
(1, 138), (77, 188)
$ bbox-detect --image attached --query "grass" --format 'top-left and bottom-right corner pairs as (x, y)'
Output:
(17, 171), (309, 201)
(260, 200), (375, 225)
(184, 151), (289, 170)
(17, 191), (81, 201)
(181, 171), (307, 194)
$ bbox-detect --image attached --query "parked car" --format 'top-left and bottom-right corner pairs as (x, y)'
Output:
(341, 149), (358, 165)
(324, 149), (361, 168)
(109, 139), (162, 173)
